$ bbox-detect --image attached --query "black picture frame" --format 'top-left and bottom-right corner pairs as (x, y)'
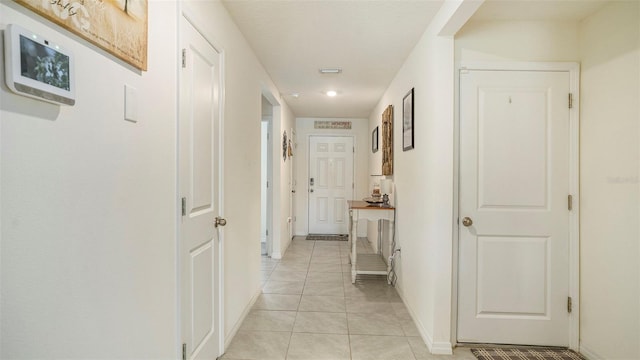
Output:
(372, 126), (379, 153)
(403, 88), (414, 151)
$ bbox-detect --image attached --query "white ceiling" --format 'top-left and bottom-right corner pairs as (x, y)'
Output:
(472, 0), (608, 21)
(223, 0), (609, 119)
(223, 0), (445, 118)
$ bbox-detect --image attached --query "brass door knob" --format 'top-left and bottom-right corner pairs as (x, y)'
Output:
(462, 217), (473, 227)
(215, 217), (227, 228)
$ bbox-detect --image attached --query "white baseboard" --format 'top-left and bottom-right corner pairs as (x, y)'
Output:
(223, 287), (262, 350)
(579, 343), (603, 360)
(271, 251), (282, 259)
(395, 283), (453, 355)
(431, 341), (454, 355)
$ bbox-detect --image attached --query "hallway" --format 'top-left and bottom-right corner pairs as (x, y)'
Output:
(221, 237), (474, 360)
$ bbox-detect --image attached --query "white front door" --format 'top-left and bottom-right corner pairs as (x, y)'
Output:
(458, 69), (571, 346)
(179, 16), (222, 359)
(308, 136), (354, 234)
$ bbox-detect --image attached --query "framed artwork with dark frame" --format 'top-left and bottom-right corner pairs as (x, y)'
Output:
(403, 88), (414, 151)
(372, 126), (379, 153)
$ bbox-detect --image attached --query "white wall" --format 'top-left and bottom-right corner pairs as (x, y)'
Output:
(367, 2), (466, 353)
(1, 0), (293, 357)
(578, 2), (639, 359)
(1, 2), (178, 358)
(294, 117), (370, 237)
(456, 6), (640, 359)
(270, 104), (296, 258)
(373, 9), (585, 356)
(455, 20), (579, 62)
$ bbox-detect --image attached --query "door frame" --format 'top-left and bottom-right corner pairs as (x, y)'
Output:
(260, 87), (283, 257)
(176, 7), (226, 358)
(289, 128), (296, 241)
(261, 112), (273, 257)
(306, 134), (356, 235)
(452, 62), (580, 350)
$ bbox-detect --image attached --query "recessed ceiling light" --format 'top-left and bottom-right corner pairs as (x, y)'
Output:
(319, 68), (342, 74)
(326, 90), (337, 97)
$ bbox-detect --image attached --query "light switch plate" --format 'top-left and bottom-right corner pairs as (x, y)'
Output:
(124, 84), (138, 122)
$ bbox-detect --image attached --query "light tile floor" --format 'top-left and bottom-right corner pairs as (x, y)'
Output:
(222, 236), (475, 360)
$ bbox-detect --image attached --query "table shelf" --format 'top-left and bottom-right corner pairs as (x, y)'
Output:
(347, 200), (395, 284)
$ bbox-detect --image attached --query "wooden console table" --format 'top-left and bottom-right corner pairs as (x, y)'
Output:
(347, 200), (395, 284)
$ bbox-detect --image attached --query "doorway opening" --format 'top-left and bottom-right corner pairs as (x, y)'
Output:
(261, 96), (273, 256)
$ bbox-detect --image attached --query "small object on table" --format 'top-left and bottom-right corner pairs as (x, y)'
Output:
(363, 197), (383, 204)
(380, 179), (393, 207)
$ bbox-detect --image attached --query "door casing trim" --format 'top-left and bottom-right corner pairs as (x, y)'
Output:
(452, 61), (580, 350)
(306, 134), (357, 235)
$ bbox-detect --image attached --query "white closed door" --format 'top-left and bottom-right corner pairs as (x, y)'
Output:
(458, 69), (571, 346)
(179, 16), (222, 359)
(308, 136), (354, 234)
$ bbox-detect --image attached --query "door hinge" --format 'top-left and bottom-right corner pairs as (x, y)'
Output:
(266, 181), (269, 188)
(266, 229), (269, 236)
(352, 182), (354, 189)
(181, 197), (186, 216)
(567, 296), (573, 313)
(568, 93), (573, 109)
(353, 146), (355, 153)
(181, 49), (187, 68)
(182, 343), (187, 360)
(568, 195), (573, 211)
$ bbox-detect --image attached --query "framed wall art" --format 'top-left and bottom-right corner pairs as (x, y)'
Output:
(282, 130), (288, 161)
(372, 126), (379, 153)
(382, 105), (393, 175)
(15, 0), (148, 70)
(403, 88), (414, 151)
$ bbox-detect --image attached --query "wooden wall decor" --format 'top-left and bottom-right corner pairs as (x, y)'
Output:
(16, 0), (148, 70)
(382, 105), (394, 175)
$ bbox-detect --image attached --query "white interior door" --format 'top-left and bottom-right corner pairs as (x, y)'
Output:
(289, 128), (296, 240)
(261, 119), (271, 256)
(308, 136), (354, 234)
(179, 16), (222, 359)
(458, 69), (571, 346)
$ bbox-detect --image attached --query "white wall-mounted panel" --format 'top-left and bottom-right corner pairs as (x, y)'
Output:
(578, 2), (640, 359)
